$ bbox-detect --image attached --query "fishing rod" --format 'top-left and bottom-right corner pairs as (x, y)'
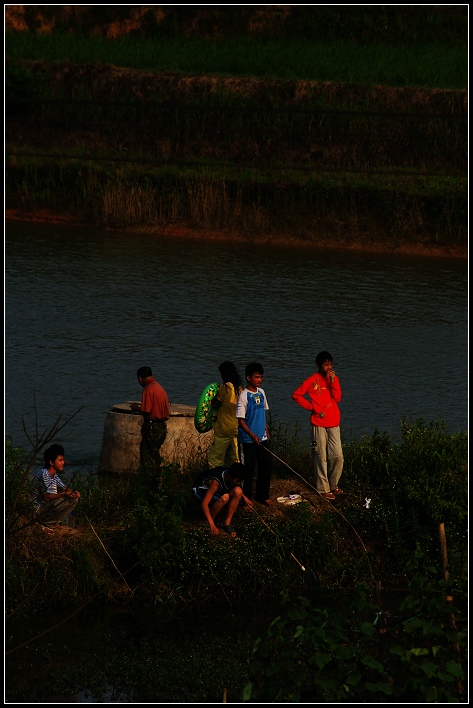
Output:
(84, 513), (133, 593)
(251, 504), (306, 572)
(263, 446), (374, 579)
(5, 549), (158, 656)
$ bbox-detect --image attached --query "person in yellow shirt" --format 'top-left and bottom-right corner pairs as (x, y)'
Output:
(207, 361), (243, 468)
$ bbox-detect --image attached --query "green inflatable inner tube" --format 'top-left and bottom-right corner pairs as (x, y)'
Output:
(194, 382), (219, 433)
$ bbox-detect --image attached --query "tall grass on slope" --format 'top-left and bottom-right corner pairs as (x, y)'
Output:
(5, 32), (467, 89)
(5, 160), (467, 249)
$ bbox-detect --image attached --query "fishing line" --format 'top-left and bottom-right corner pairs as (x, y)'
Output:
(84, 513), (133, 593)
(208, 564), (235, 611)
(263, 446), (374, 579)
(5, 551), (155, 655)
(251, 505), (306, 572)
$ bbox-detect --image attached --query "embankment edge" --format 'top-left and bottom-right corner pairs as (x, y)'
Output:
(5, 209), (467, 260)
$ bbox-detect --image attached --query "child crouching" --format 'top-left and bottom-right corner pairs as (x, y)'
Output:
(192, 462), (252, 538)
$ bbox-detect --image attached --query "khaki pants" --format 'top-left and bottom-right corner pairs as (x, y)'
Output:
(36, 496), (79, 527)
(311, 425), (344, 493)
(207, 433), (239, 468)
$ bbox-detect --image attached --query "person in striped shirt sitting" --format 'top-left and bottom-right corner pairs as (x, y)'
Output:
(33, 444), (80, 529)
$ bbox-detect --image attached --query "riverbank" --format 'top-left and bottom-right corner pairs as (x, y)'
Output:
(6, 60), (467, 261)
(5, 209), (467, 260)
(5, 418), (468, 702)
(6, 8), (467, 261)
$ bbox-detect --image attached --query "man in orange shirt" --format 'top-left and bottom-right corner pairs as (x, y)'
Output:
(292, 351), (344, 500)
(131, 366), (170, 477)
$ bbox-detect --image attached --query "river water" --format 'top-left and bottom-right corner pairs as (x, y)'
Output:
(5, 219), (467, 466)
(5, 601), (276, 702)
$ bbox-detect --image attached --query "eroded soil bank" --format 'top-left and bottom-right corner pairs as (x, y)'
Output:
(6, 209), (467, 260)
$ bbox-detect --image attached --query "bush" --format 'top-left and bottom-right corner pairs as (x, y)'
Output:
(4, 416), (467, 609)
(243, 546), (467, 702)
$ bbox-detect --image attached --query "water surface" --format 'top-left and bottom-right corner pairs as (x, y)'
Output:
(5, 220), (467, 464)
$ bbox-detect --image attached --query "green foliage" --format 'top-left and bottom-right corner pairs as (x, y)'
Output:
(4, 410), (468, 703)
(4, 6), (467, 88)
(5, 60), (48, 104)
(343, 428), (394, 489)
(32, 605), (261, 704)
(340, 417), (467, 576)
(270, 415), (311, 478)
(4, 415), (467, 608)
(5, 162), (467, 251)
(76, 469), (138, 526)
(5, 440), (30, 514)
(243, 547), (466, 702)
(398, 417), (467, 526)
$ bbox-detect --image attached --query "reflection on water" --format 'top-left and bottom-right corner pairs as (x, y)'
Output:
(5, 589), (412, 703)
(6, 601), (275, 703)
(77, 687), (128, 703)
(5, 220), (467, 464)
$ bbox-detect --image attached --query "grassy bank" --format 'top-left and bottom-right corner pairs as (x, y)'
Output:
(5, 31), (467, 88)
(5, 5), (467, 88)
(5, 415), (468, 701)
(5, 6), (467, 254)
(5, 160), (467, 254)
(6, 417), (467, 610)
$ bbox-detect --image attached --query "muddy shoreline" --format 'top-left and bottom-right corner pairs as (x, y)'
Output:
(5, 209), (467, 260)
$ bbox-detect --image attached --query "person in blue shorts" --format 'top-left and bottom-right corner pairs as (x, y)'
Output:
(193, 462), (252, 538)
(236, 362), (273, 506)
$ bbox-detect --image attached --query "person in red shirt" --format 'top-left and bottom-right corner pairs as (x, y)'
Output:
(292, 351), (344, 500)
(131, 366), (170, 478)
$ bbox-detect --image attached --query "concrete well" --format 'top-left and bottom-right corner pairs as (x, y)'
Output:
(98, 401), (214, 473)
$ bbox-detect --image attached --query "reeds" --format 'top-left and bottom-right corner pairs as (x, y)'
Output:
(4, 7), (467, 253)
(5, 161), (467, 249)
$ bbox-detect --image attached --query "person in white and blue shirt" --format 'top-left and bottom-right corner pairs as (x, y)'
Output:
(236, 362), (273, 506)
(33, 444), (80, 529)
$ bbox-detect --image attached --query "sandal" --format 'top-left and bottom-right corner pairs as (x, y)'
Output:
(331, 488), (344, 495)
(321, 492), (336, 500)
(219, 524), (237, 537)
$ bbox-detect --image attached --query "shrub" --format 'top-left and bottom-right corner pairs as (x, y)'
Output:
(243, 546), (467, 702)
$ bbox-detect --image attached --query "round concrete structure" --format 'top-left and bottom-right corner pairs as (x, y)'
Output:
(98, 401), (214, 473)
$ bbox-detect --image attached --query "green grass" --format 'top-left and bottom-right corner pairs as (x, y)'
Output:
(5, 160), (467, 247)
(4, 416), (468, 702)
(4, 9), (467, 252)
(5, 416), (468, 607)
(5, 32), (468, 89)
